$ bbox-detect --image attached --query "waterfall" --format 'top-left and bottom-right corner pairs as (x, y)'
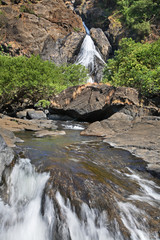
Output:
(0, 159), (159, 240)
(76, 23), (105, 83)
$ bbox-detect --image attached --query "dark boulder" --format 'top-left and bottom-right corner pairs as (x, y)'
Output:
(50, 84), (141, 122)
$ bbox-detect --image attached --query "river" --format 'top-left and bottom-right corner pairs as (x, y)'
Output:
(0, 121), (160, 240)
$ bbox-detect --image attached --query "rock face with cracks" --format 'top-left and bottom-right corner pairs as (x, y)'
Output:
(49, 83), (155, 122)
(0, 0), (85, 56)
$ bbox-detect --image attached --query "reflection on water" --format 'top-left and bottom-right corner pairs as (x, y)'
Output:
(14, 121), (160, 239)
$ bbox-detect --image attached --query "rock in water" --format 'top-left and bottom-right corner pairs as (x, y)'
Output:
(0, 135), (15, 183)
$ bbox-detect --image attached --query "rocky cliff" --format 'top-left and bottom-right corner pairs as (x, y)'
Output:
(0, 0), (85, 56)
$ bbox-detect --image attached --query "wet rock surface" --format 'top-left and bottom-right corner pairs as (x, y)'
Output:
(34, 129), (66, 138)
(81, 113), (160, 175)
(16, 127), (160, 237)
(0, 134), (15, 183)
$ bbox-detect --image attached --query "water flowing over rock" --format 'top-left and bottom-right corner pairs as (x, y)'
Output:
(76, 34), (105, 82)
(1, 148), (160, 239)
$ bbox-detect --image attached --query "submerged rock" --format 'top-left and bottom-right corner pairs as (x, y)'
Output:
(34, 130), (66, 138)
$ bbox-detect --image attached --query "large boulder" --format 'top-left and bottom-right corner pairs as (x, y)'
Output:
(0, 0), (85, 56)
(50, 84), (143, 122)
(41, 32), (85, 64)
(90, 28), (112, 61)
(0, 135), (15, 183)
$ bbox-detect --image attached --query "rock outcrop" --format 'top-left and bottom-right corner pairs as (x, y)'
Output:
(50, 83), (157, 122)
(90, 28), (112, 61)
(81, 113), (160, 176)
(0, 0), (85, 56)
(41, 32), (85, 64)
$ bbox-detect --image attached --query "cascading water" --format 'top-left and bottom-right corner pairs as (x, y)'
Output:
(0, 158), (54, 240)
(76, 23), (105, 83)
(0, 153), (160, 240)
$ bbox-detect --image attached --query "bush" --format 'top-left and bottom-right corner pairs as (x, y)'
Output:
(103, 38), (160, 96)
(0, 55), (88, 105)
(117, 0), (160, 37)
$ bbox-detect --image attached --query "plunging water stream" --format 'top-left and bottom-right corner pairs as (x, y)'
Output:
(76, 23), (105, 83)
(0, 122), (159, 240)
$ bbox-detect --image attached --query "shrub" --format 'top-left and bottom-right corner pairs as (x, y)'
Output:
(103, 38), (160, 96)
(0, 55), (88, 105)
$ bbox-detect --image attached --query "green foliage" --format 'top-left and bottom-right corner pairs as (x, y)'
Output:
(117, 0), (160, 37)
(0, 55), (88, 104)
(35, 99), (50, 108)
(103, 38), (160, 96)
(73, 27), (81, 32)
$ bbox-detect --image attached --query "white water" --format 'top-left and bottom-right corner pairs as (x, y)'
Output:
(0, 160), (160, 240)
(76, 35), (105, 73)
(0, 158), (54, 240)
(61, 123), (85, 130)
(76, 34), (105, 83)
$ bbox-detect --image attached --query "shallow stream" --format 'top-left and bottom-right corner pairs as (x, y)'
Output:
(0, 121), (160, 240)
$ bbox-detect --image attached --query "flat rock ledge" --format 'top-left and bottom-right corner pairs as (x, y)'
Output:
(81, 113), (160, 176)
(34, 130), (66, 138)
(0, 114), (57, 147)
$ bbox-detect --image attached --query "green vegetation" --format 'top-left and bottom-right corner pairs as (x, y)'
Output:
(35, 99), (50, 108)
(0, 55), (88, 105)
(117, 0), (160, 37)
(73, 27), (81, 32)
(103, 38), (160, 96)
(20, 5), (35, 14)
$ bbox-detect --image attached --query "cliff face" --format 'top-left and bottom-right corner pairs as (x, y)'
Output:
(0, 0), (85, 56)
